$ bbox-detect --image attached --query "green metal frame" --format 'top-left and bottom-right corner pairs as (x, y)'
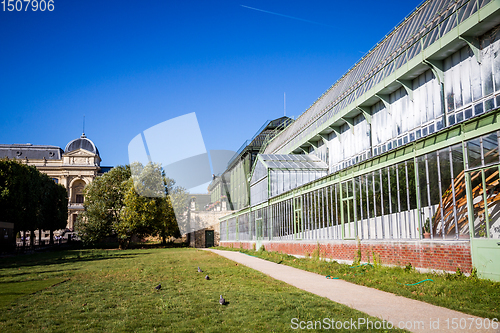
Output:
(467, 163), (500, 280)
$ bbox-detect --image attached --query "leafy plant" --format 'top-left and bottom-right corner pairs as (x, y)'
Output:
(470, 267), (478, 279)
(353, 238), (362, 265)
(311, 243), (321, 261)
(423, 218), (431, 233)
(372, 252), (381, 268)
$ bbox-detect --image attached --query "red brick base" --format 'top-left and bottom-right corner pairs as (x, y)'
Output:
(220, 240), (473, 273)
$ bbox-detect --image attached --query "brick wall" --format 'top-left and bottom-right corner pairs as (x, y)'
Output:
(219, 240), (473, 272)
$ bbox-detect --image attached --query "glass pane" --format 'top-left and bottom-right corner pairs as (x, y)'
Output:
(367, 174), (375, 218)
(452, 144), (468, 237)
(483, 132), (499, 166)
(342, 182), (348, 199)
(374, 171), (382, 217)
(417, 155), (429, 208)
(343, 199), (349, 228)
(464, 108), (473, 119)
(428, 152), (440, 206)
(407, 160), (418, 210)
(479, 0), (492, 9)
(355, 176), (363, 220)
(382, 168), (390, 215)
(482, 43), (494, 96)
(471, 170), (487, 238)
(398, 162), (408, 211)
(485, 98), (495, 112)
(485, 166), (500, 239)
(467, 137), (482, 168)
(437, 148), (454, 238)
(452, 144), (465, 179)
(390, 166), (399, 213)
(333, 184), (339, 226)
(348, 199), (355, 223)
(474, 102), (484, 116)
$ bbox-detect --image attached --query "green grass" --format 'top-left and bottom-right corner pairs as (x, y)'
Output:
(0, 248), (405, 332)
(218, 247), (500, 319)
(0, 278), (67, 308)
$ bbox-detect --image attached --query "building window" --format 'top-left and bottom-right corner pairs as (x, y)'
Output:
(75, 194), (84, 204)
(52, 178), (59, 184)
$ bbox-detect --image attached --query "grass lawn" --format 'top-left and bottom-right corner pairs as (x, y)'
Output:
(219, 247), (500, 320)
(0, 247), (405, 332)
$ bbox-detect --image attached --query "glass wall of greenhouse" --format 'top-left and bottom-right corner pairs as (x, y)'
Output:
(221, 125), (500, 242)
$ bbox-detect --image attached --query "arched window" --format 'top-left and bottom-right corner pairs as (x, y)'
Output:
(72, 180), (86, 204)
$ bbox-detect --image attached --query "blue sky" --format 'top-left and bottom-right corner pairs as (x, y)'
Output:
(0, 0), (422, 168)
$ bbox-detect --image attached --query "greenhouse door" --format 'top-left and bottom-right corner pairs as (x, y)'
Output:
(294, 196), (303, 240)
(255, 210), (263, 250)
(341, 180), (356, 239)
(468, 165), (500, 281)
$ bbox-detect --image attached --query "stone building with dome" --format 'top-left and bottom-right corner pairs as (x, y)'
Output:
(0, 133), (111, 230)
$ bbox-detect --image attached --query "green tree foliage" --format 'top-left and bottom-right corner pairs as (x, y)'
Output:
(40, 174), (68, 244)
(76, 165), (131, 246)
(77, 163), (188, 248)
(0, 159), (68, 245)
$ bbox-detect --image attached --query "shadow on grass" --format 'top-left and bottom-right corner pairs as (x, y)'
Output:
(0, 251), (149, 270)
(0, 278), (68, 308)
(0, 268), (80, 280)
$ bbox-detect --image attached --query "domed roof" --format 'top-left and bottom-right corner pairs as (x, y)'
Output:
(64, 133), (99, 155)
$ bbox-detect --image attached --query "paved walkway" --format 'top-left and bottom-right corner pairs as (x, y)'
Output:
(207, 249), (499, 333)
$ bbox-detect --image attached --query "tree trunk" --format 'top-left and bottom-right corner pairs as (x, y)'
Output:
(49, 229), (54, 245)
(119, 237), (130, 250)
(30, 230), (34, 248)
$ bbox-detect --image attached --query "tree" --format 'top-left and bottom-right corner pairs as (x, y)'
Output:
(40, 174), (68, 244)
(0, 159), (68, 248)
(76, 162), (188, 248)
(121, 162), (188, 248)
(76, 165), (131, 245)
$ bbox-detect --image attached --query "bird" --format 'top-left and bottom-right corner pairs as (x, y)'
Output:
(154, 283), (161, 291)
(219, 295), (226, 305)
(205, 275), (210, 280)
(197, 267), (203, 273)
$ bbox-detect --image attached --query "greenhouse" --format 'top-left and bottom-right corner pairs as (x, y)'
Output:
(250, 154), (328, 206)
(219, 0), (500, 281)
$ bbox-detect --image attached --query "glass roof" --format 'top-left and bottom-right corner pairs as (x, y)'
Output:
(259, 154), (327, 170)
(265, 0), (481, 155)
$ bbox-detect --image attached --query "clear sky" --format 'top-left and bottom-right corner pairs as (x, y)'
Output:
(0, 0), (423, 168)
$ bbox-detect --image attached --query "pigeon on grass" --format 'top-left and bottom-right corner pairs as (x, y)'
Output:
(219, 295), (226, 305)
(197, 267), (203, 273)
(154, 284), (161, 291)
(205, 275), (210, 280)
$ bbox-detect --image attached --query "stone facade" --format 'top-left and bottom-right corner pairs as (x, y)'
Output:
(0, 133), (110, 230)
(187, 210), (232, 248)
